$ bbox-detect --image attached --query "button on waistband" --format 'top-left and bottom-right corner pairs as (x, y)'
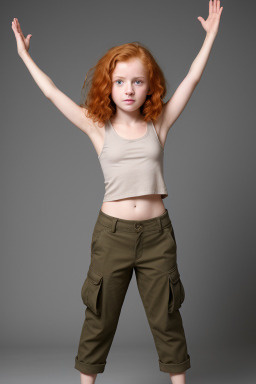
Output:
(134, 223), (143, 232)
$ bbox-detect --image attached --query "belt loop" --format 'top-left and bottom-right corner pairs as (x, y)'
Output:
(156, 217), (162, 232)
(111, 218), (118, 233)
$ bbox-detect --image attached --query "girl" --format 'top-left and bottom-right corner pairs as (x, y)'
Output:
(11, 2), (223, 383)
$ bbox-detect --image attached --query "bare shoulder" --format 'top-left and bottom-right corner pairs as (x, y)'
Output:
(81, 107), (106, 157)
(153, 104), (170, 150)
(80, 107), (97, 134)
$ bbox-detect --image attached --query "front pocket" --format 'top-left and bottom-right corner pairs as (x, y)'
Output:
(163, 224), (177, 248)
(81, 268), (103, 316)
(168, 264), (185, 313)
(91, 222), (111, 253)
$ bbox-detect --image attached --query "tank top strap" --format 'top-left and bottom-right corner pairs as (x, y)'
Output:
(103, 120), (112, 143)
(147, 119), (158, 142)
(105, 119), (116, 140)
(147, 120), (153, 137)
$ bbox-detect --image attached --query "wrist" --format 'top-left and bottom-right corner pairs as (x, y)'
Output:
(206, 31), (217, 39)
(19, 49), (30, 59)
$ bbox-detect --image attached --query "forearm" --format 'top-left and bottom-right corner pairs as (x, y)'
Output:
(188, 32), (216, 82)
(19, 50), (56, 97)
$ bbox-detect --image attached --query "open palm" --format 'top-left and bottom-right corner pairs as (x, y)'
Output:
(11, 18), (32, 56)
(198, 0), (223, 36)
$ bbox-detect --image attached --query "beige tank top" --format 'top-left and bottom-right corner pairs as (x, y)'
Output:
(98, 119), (168, 202)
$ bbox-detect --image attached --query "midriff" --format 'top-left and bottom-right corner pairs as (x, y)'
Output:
(100, 194), (166, 220)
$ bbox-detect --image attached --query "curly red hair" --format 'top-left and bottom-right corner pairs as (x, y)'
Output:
(80, 41), (168, 128)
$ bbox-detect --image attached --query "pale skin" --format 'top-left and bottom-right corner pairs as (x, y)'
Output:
(11, 1), (223, 383)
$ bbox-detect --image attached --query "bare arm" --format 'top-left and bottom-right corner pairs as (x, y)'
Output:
(188, 30), (217, 82)
(160, 0), (223, 133)
(19, 50), (55, 97)
(12, 18), (92, 136)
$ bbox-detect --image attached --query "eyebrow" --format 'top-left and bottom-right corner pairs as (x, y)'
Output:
(113, 76), (145, 79)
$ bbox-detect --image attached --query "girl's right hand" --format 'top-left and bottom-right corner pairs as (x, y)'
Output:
(11, 18), (32, 56)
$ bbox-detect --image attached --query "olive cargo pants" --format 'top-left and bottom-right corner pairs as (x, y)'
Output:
(74, 208), (191, 374)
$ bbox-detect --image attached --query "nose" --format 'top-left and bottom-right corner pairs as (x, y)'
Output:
(125, 82), (134, 95)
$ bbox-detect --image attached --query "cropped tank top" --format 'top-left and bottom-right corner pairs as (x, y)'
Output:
(98, 119), (168, 202)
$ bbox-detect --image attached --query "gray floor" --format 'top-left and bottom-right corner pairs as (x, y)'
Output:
(0, 345), (254, 383)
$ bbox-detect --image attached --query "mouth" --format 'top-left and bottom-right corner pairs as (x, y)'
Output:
(124, 99), (135, 102)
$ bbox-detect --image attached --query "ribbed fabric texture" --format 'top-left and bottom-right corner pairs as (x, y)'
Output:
(98, 119), (168, 202)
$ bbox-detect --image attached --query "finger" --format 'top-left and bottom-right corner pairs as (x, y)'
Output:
(13, 22), (23, 40)
(16, 19), (21, 34)
(18, 23), (25, 40)
(17, 22), (23, 36)
(12, 21), (19, 36)
(217, 0), (220, 12)
(12, 22), (17, 35)
(209, 0), (212, 15)
(197, 16), (205, 26)
(15, 19), (23, 38)
(213, 0), (217, 13)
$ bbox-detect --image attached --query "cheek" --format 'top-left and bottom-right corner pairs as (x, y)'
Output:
(138, 87), (149, 98)
(137, 93), (148, 104)
(111, 88), (120, 102)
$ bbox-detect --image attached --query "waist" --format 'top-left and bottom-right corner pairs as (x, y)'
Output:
(97, 207), (172, 233)
(100, 194), (166, 220)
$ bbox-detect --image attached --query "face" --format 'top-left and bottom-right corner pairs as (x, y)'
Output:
(111, 57), (150, 112)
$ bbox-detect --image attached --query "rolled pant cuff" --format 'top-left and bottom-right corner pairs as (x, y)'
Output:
(159, 355), (191, 373)
(74, 358), (105, 374)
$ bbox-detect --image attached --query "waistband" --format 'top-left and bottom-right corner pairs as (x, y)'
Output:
(97, 208), (172, 233)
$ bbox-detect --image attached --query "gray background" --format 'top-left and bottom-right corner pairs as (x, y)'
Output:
(2, 0), (256, 383)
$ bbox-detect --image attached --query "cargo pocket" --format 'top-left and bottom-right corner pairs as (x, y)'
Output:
(168, 264), (185, 313)
(81, 267), (103, 316)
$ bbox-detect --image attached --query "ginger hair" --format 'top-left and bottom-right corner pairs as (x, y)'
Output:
(80, 41), (168, 128)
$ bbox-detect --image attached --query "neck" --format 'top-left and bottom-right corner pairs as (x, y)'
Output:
(112, 109), (144, 125)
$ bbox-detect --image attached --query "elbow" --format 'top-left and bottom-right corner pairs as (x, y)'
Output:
(196, 77), (201, 85)
(45, 83), (57, 100)
(44, 87), (52, 100)
(187, 71), (200, 85)
(192, 76), (200, 86)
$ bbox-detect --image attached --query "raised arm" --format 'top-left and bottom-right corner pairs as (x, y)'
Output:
(11, 18), (93, 136)
(160, 0), (224, 134)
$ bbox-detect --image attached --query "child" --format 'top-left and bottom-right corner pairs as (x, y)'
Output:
(11, 2), (223, 383)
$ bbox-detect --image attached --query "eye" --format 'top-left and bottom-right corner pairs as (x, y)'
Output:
(114, 79), (143, 85)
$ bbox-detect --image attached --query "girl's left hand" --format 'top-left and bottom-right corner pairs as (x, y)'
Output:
(197, 0), (223, 37)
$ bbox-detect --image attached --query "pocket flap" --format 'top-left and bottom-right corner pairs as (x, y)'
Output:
(168, 265), (180, 284)
(87, 268), (103, 285)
